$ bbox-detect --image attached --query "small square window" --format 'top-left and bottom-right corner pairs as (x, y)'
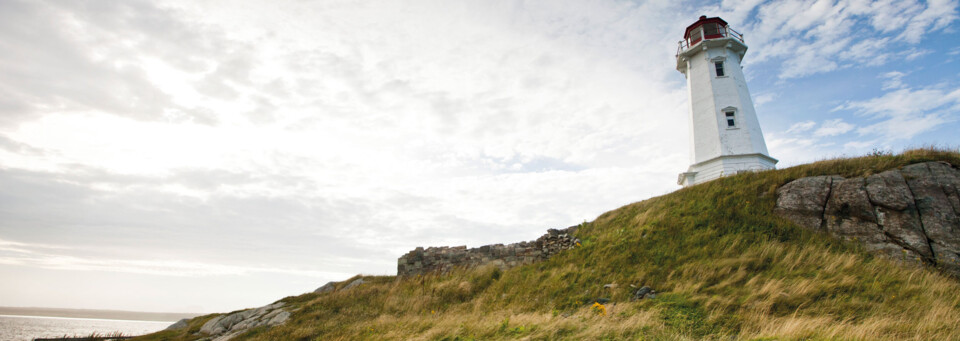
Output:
(715, 61), (725, 77)
(725, 112), (736, 127)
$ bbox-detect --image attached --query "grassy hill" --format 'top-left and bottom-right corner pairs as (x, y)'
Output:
(139, 148), (960, 340)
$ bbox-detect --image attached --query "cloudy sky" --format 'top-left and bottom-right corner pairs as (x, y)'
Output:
(1, 0), (958, 314)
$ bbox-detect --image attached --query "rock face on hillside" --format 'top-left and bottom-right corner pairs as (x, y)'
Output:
(397, 226), (580, 277)
(165, 318), (189, 331)
(775, 161), (960, 277)
(198, 302), (290, 341)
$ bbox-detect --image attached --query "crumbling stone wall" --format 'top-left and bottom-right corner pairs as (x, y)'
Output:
(398, 226), (580, 277)
(775, 161), (960, 277)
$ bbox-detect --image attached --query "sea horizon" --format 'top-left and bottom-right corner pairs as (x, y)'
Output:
(0, 313), (175, 324)
(0, 306), (201, 323)
(0, 314), (174, 341)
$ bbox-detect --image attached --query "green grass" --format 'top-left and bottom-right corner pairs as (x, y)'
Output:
(137, 147), (960, 341)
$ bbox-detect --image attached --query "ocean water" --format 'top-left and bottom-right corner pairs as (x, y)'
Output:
(0, 314), (172, 341)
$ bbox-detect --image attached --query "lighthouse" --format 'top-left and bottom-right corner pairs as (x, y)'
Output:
(676, 16), (777, 186)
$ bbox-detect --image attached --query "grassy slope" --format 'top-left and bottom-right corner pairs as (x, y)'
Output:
(140, 148), (960, 341)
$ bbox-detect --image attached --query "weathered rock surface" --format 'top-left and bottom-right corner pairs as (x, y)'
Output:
(313, 281), (336, 294)
(773, 175), (838, 230)
(165, 318), (189, 331)
(199, 302), (290, 341)
(342, 277), (365, 290)
(632, 286), (656, 300)
(775, 161), (960, 277)
(398, 226), (580, 277)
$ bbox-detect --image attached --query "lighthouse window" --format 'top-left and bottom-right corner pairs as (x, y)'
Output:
(689, 26), (703, 44)
(725, 111), (736, 127)
(715, 61), (725, 77)
(703, 23), (720, 36)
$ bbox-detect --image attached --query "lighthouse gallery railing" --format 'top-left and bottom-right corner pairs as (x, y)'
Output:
(676, 27), (744, 56)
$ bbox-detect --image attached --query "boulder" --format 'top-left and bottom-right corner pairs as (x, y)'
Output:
(775, 161), (960, 277)
(342, 277), (365, 290)
(165, 318), (189, 331)
(632, 286), (656, 300)
(314, 281), (336, 294)
(200, 301), (289, 340)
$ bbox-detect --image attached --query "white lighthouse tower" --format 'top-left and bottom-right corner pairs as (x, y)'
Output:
(676, 16), (777, 186)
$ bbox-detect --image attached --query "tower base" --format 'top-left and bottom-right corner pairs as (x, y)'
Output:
(678, 153), (777, 186)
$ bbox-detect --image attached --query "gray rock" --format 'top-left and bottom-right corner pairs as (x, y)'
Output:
(903, 162), (960, 276)
(200, 315), (224, 335)
(632, 286), (656, 300)
(774, 175), (837, 231)
(775, 161), (960, 277)
(866, 170), (914, 210)
(314, 281), (336, 294)
(824, 177), (901, 258)
(200, 301), (289, 339)
(267, 310), (290, 325)
(928, 162), (960, 214)
(342, 277), (365, 290)
(397, 225), (580, 277)
(165, 318), (189, 331)
(865, 170), (932, 260)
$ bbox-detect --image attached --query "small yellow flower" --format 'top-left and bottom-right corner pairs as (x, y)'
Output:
(591, 302), (607, 316)
(431, 310), (436, 314)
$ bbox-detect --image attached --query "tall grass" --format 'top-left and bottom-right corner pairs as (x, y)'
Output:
(137, 147), (960, 340)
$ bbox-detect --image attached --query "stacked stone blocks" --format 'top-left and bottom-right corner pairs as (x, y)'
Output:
(398, 226), (579, 277)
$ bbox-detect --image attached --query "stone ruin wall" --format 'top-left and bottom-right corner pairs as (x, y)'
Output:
(397, 226), (580, 277)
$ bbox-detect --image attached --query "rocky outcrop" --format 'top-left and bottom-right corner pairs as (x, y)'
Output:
(199, 302), (290, 341)
(341, 277), (365, 290)
(311, 276), (369, 297)
(313, 281), (336, 294)
(165, 318), (189, 331)
(398, 226), (580, 277)
(775, 161), (960, 277)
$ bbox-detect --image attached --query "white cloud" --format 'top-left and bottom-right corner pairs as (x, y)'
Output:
(901, 47), (932, 61)
(838, 86), (960, 140)
(856, 112), (951, 140)
(881, 71), (908, 90)
(814, 118), (855, 136)
(0, 253), (349, 279)
(769, 116), (858, 166)
(708, 0), (960, 79)
(765, 134), (830, 167)
(753, 92), (777, 107)
(840, 87), (960, 118)
(843, 139), (879, 150)
(786, 120), (817, 133)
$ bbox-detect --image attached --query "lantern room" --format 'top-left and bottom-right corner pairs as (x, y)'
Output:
(676, 15), (747, 73)
(685, 16), (729, 46)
